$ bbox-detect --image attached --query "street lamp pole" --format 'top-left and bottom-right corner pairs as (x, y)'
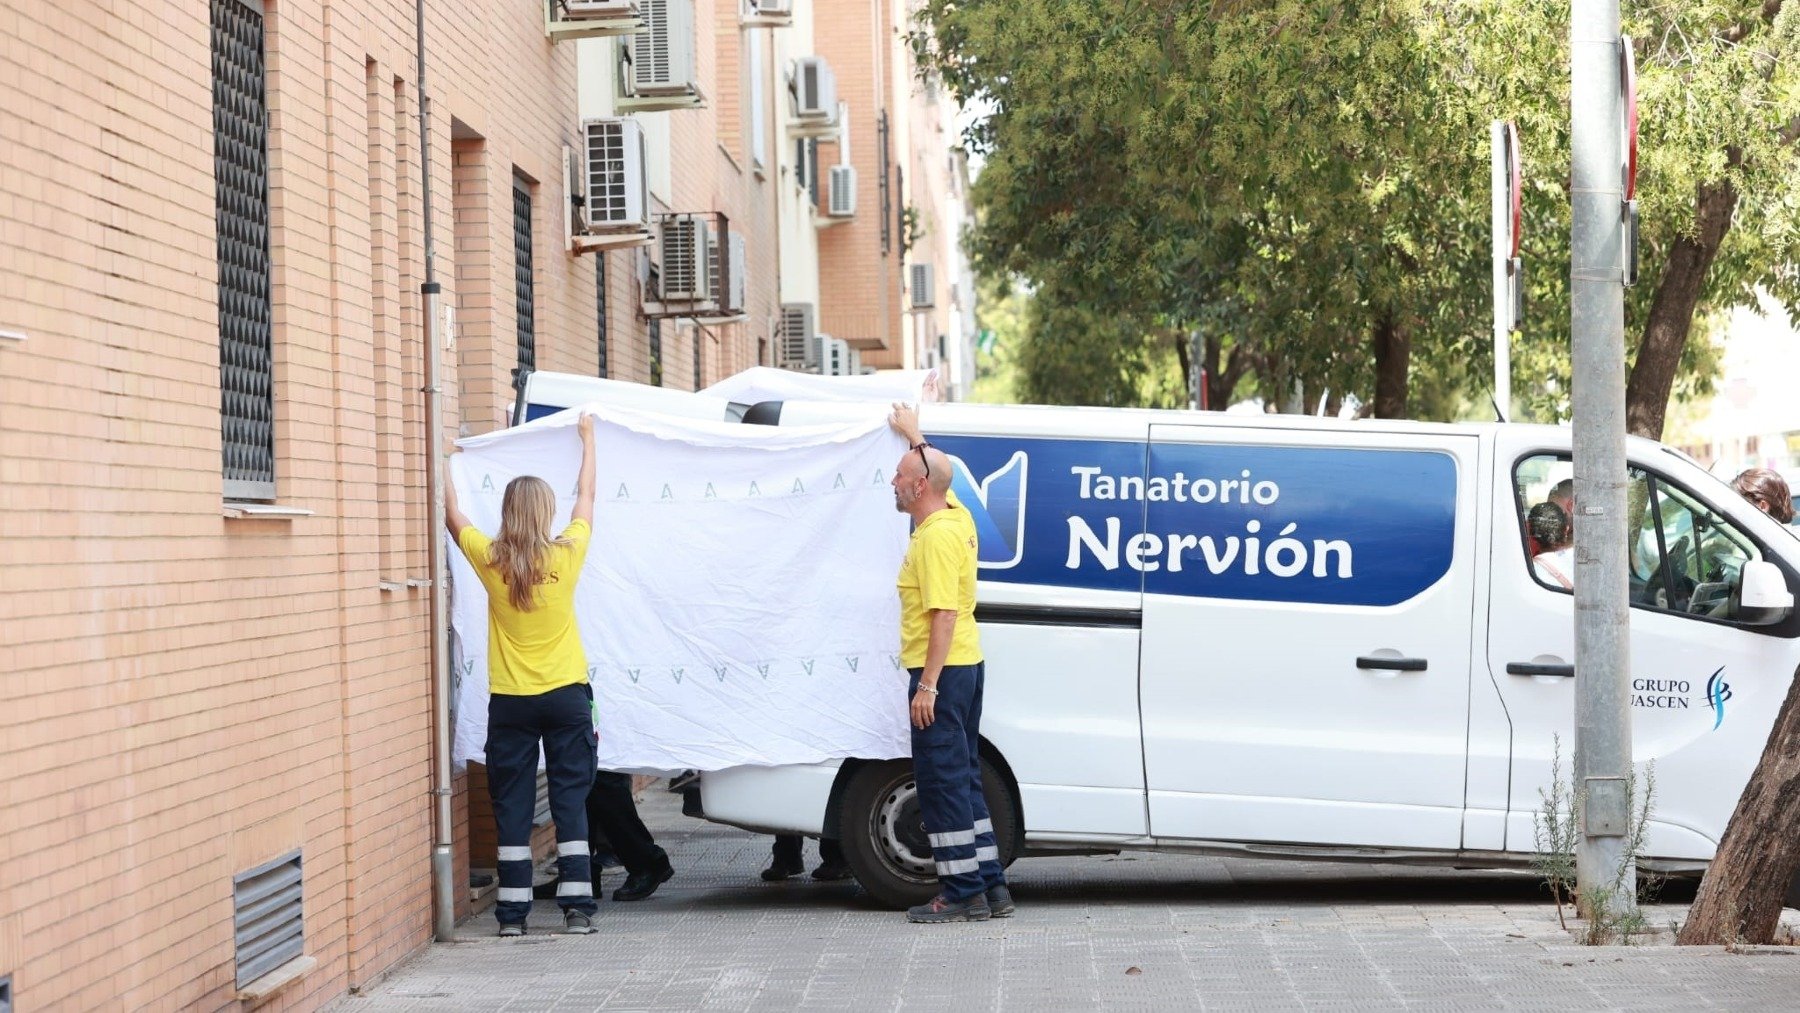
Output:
(1570, 1), (1636, 917)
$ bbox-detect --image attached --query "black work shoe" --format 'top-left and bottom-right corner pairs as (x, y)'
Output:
(613, 862), (674, 902)
(498, 922), (526, 938)
(986, 884), (1016, 918)
(907, 892), (991, 923)
(562, 910), (596, 935)
(811, 860), (854, 882)
(760, 860), (805, 882)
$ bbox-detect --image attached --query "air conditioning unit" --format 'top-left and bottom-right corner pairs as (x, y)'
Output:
(826, 165), (857, 218)
(697, 232), (747, 321)
(818, 335), (853, 376)
(659, 216), (712, 301)
(575, 118), (649, 233)
(618, 0), (703, 110)
(545, 0), (641, 41)
(726, 233), (747, 315)
(780, 302), (817, 370)
(740, 0), (792, 27)
(793, 57), (837, 121)
(909, 263), (935, 308)
(562, 0), (637, 19)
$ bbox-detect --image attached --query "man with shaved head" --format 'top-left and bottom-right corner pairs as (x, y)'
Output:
(887, 404), (1012, 923)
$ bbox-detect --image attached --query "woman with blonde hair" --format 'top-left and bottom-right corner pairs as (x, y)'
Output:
(445, 413), (599, 936)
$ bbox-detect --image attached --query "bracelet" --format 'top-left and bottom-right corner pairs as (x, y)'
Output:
(916, 685), (938, 695)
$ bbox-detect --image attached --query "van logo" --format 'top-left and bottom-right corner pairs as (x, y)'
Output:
(948, 451), (1028, 569)
(1705, 667), (1731, 730)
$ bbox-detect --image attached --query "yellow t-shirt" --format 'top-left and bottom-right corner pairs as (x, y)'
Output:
(897, 503), (982, 669)
(457, 518), (592, 696)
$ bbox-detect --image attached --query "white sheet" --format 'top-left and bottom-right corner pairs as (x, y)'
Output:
(450, 404), (913, 772)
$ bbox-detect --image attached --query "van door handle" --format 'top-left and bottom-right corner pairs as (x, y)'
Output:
(1356, 656), (1427, 672)
(1506, 662), (1575, 678)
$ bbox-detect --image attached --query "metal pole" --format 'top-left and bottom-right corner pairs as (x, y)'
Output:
(417, 0), (457, 944)
(1490, 121), (1512, 422)
(1570, 1), (1635, 918)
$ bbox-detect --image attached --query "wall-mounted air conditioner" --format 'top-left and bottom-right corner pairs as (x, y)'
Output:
(565, 119), (652, 251)
(545, 0), (642, 41)
(658, 216), (713, 302)
(780, 302), (817, 370)
(740, 0), (792, 28)
(818, 335), (853, 376)
(789, 57), (838, 137)
(617, 0), (704, 111)
(826, 165), (857, 218)
(909, 263), (935, 308)
(697, 233), (747, 322)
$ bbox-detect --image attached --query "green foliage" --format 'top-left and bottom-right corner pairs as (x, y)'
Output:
(912, 0), (1800, 422)
(969, 276), (1028, 403)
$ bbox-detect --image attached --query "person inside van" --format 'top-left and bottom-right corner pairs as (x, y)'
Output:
(1529, 500), (1575, 590)
(1527, 479), (1576, 556)
(1733, 468), (1796, 525)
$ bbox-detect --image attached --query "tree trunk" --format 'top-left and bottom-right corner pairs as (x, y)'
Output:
(1625, 171), (1739, 441)
(1371, 312), (1410, 419)
(1677, 662), (1800, 945)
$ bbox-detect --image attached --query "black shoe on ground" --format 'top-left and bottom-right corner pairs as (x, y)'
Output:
(613, 862), (674, 901)
(985, 884), (1015, 918)
(811, 860), (854, 882)
(498, 922), (526, 938)
(907, 892), (991, 924)
(591, 851), (624, 875)
(562, 910), (596, 935)
(760, 860), (805, 882)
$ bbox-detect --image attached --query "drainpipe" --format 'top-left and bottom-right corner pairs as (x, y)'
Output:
(416, 0), (457, 944)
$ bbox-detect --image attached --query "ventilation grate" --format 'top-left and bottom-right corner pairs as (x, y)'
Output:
(233, 851), (303, 989)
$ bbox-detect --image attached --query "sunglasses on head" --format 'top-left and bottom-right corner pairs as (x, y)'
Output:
(916, 446), (930, 479)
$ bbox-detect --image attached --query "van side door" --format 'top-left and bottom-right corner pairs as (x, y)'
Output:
(1137, 426), (1480, 850)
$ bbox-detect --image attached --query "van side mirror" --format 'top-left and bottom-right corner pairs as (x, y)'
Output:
(1733, 560), (1795, 626)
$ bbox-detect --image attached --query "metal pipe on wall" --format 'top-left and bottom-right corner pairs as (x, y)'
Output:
(415, 0), (457, 944)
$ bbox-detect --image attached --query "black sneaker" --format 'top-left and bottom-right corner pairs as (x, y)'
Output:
(498, 922), (526, 938)
(907, 893), (992, 923)
(986, 884), (1015, 918)
(613, 862), (674, 902)
(760, 860), (805, 882)
(811, 860), (854, 882)
(562, 910), (596, 935)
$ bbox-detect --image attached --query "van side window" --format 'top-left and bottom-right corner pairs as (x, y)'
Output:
(1514, 454), (1765, 622)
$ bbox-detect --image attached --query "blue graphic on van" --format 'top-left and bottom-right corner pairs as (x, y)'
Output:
(932, 435), (1458, 607)
(1705, 667), (1731, 729)
(946, 450), (1027, 568)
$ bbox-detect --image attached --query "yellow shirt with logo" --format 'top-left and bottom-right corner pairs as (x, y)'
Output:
(457, 519), (592, 696)
(897, 501), (982, 668)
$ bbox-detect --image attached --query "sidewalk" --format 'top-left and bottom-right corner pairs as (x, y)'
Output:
(346, 789), (1800, 1011)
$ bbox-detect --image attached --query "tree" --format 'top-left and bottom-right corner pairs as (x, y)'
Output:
(913, 1), (1797, 427)
(1677, 663), (1800, 945)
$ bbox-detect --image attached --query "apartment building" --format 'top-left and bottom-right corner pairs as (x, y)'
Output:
(0, 0), (966, 1010)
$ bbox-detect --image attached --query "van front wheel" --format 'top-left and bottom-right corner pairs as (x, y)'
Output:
(838, 757), (1018, 910)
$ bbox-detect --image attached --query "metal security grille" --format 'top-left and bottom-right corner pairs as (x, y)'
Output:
(806, 140), (820, 209)
(596, 254), (608, 377)
(213, 0), (275, 501)
(692, 329), (703, 390)
(649, 311), (664, 387)
(878, 111), (892, 252)
(233, 850), (303, 988)
(512, 177), (535, 392)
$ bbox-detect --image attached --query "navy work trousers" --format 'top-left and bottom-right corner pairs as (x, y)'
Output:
(486, 682), (598, 924)
(909, 662), (1006, 901)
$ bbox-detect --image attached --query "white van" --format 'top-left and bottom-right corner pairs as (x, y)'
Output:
(515, 373), (1800, 909)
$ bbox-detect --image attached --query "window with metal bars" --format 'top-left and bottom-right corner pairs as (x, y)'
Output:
(878, 111), (892, 254)
(512, 176), (535, 393)
(596, 254), (609, 377)
(807, 140), (820, 209)
(649, 317), (663, 387)
(692, 328), (702, 391)
(213, 0), (275, 501)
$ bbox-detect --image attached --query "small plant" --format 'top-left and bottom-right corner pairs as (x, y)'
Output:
(1532, 736), (1658, 944)
(1532, 735), (1580, 929)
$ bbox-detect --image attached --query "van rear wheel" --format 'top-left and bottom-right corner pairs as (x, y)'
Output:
(838, 757), (1018, 910)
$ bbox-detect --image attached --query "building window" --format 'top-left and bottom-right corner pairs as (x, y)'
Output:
(596, 253), (608, 378)
(692, 328), (703, 391)
(807, 140), (820, 209)
(648, 317), (663, 387)
(748, 32), (766, 171)
(878, 111), (892, 254)
(793, 137), (806, 191)
(213, 0), (275, 501)
(512, 175), (535, 392)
